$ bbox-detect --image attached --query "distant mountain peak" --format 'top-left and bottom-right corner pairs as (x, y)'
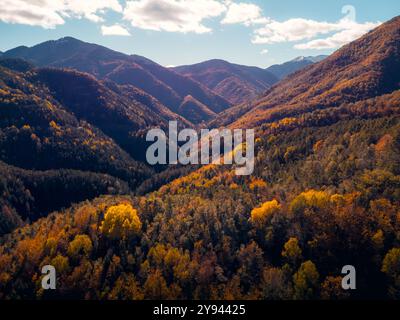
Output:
(266, 55), (328, 80)
(292, 56), (307, 62)
(291, 55), (327, 63)
(59, 36), (80, 41)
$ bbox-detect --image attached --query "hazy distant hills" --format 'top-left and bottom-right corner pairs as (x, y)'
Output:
(266, 55), (327, 80)
(4, 37), (231, 123)
(212, 16), (400, 129)
(171, 56), (327, 105)
(172, 59), (278, 104)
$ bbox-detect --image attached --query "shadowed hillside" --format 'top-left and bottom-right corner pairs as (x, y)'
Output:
(0, 160), (129, 235)
(4, 38), (231, 123)
(0, 64), (154, 186)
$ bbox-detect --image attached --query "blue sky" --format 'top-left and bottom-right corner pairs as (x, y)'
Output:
(0, 0), (398, 68)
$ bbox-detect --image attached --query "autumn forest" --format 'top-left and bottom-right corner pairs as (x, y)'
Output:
(0, 15), (399, 301)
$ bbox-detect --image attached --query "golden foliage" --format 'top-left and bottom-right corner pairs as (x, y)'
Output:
(250, 199), (281, 224)
(375, 134), (393, 153)
(282, 237), (302, 262)
(381, 247), (400, 298)
(67, 234), (93, 258)
(249, 178), (267, 190)
(382, 248), (400, 278)
(51, 254), (70, 273)
(293, 260), (319, 300)
(49, 120), (60, 130)
(100, 203), (141, 240)
(290, 190), (331, 213)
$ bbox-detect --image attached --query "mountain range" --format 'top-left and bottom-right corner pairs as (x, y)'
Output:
(3, 37), (231, 123)
(171, 56), (327, 105)
(3, 38), (326, 118)
(172, 59), (278, 104)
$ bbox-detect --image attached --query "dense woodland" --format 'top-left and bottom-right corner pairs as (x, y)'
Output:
(0, 16), (399, 300)
(0, 99), (399, 299)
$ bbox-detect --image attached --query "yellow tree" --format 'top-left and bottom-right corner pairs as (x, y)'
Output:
(250, 199), (281, 225)
(293, 260), (319, 299)
(67, 234), (93, 258)
(382, 248), (400, 298)
(100, 203), (142, 240)
(290, 190), (331, 214)
(282, 237), (302, 265)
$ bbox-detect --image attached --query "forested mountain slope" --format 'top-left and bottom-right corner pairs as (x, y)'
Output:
(0, 63), (155, 233)
(4, 38), (231, 123)
(0, 90), (399, 299)
(211, 16), (400, 129)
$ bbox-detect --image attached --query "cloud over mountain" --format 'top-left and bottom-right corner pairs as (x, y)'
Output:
(252, 17), (380, 50)
(123, 0), (226, 33)
(0, 0), (123, 28)
(221, 1), (268, 26)
(294, 21), (381, 49)
(101, 24), (131, 36)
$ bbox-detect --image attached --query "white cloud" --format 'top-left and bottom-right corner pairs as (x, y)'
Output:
(0, 0), (64, 28)
(294, 21), (381, 49)
(63, 0), (123, 22)
(260, 49), (268, 54)
(101, 24), (131, 36)
(252, 18), (340, 44)
(221, 1), (268, 26)
(123, 0), (226, 34)
(0, 0), (123, 28)
(0, 0), (382, 50)
(252, 16), (381, 50)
